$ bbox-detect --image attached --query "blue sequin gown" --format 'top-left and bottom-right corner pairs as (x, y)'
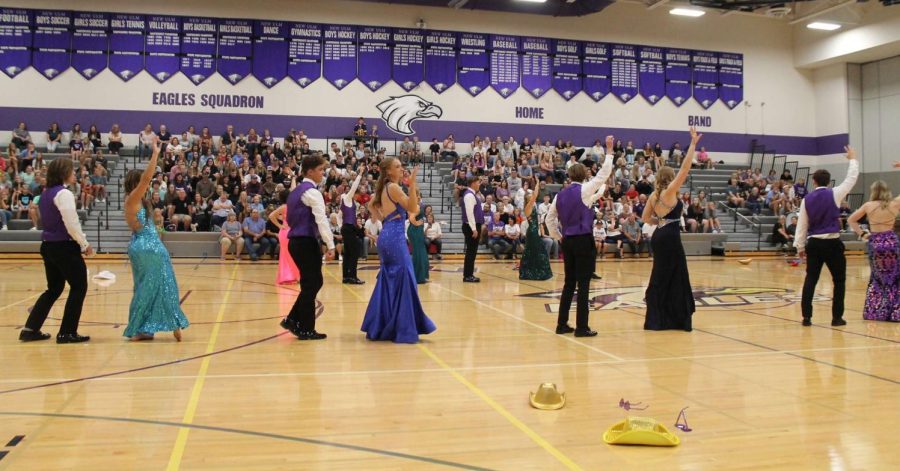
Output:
(361, 194), (436, 343)
(124, 207), (190, 337)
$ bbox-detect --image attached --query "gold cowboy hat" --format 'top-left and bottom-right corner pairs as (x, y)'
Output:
(529, 383), (566, 410)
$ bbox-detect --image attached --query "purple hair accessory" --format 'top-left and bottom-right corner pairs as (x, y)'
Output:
(618, 398), (649, 411)
(675, 407), (692, 432)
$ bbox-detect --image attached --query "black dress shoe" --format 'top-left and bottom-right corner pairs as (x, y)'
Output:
(555, 325), (575, 334)
(802, 318), (812, 326)
(296, 330), (327, 340)
(348, 278), (365, 285)
(831, 319), (847, 327)
(463, 276), (480, 283)
(56, 333), (90, 344)
(591, 273), (602, 280)
(280, 318), (301, 334)
(19, 330), (51, 342)
(574, 328), (598, 337)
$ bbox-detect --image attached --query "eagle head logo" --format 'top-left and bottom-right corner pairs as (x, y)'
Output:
(298, 77), (311, 87)
(155, 71), (170, 82)
(227, 73), (242, 84)
(591, 92), (602, 101)
(376, 95), (443, 136)
(191, 74), (205, 84)
(562, 90), (574, 99)
(5, 66), (21, 77)
(120, 70), (133, 80)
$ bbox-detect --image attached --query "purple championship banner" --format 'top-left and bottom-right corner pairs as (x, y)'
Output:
(0, 8), (33, 78)
(610, 44), (638, 103)
(252, 20), (288, 88)
(490, 34), (520, 98)
(72, 12), (109, 80)
(109, 14), (145, 82)
(392, 28), (424, 91)
(664, 48), (691, 106)
(692, 50), (718, 109)
(552, 39), (580, 101)
(458, 32), (489, 97)
(322, 24), (356, 90)
(424, 30), (455, 93)
(521, 36), (551, 98)
(145, 15), (180, 83)
(32, 10), (71, 80)
(638, 46), (664, 105)
(358, 26), (391, 91)
(181, 17), (216, 85)
(582, 41), (610, 102)
(288, 22), (321, 88)
(718, 52), (743, 109)
(217, 19), (252, 84)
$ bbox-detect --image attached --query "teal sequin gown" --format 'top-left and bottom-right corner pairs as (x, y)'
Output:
(519, 210), (553, 281)
(124, 207), (190, 337)
(407, 211), (429, 284)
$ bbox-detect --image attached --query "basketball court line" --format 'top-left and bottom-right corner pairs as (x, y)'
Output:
(434, 283), (626, 362)
(1, 343), (893, 386)
(322, 265), (584, 471)
(166, 264), (238, 471)
(0, 411), (495, 471)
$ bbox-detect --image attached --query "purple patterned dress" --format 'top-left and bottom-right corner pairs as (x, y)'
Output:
(863, 231), (899, 322)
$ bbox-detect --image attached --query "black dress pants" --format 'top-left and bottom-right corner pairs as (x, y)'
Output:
(801, 238), (846, 321)
(341, 224), (360, 280)
(558, 234), (594, 329)
(462, 223), (481, 278)
(26, 241), (87, 335)
(287, 237), (323, 331)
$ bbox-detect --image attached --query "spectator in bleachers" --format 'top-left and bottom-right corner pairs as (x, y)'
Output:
(703, 202), (722, 233)
(772, 215), (793, 250)
(685, 198), (704, 233)
(0, 187), (11, 230)
(87, 125), (102, 151)
(622, 212), (646, 257)
(746, 187), (762, 215)
(193, 193), (210, 232)
(139, 124), (155, 159)
(424, 213), (442, 260)
(839, 200), (852, 231)
(168, 188), (192, 231)
(107, 124), (123, 155)
(211, 192), (233, 229)
(11, 122), (31, 149)
(696, 146), (712, 169)
(219, 212), (244, 260)
(363, 214), (382, 259)
(45, 122), (62, 153)
(241, 208), (270, 261)
(487, 212), (511, 259)
(90, 161), (107, 203)
(19, 142), (37, 173)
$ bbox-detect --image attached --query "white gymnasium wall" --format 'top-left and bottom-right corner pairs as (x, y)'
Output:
(851, 55), (900, 197)
(0, 0), (830, 163)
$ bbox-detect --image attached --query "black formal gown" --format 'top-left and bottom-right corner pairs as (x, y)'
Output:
(644, 200), (695, 331)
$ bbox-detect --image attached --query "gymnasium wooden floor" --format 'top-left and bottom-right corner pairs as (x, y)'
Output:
(0, 255), (897, 470)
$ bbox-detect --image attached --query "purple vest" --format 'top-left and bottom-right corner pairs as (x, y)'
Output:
(341, 198), (356, 225)
(556, 184), (593, 237)
(460, 188), (484, 225)
(805, 188), (841, 236)
(287, 181), (318, 238)
(40, 185), (71, 242)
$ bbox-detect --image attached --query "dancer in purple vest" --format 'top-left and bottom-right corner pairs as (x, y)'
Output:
(460, 177), (484, 282)
(20, 158), (93, 343)
(281, 155), (335, 340)
(794, 146), (859, 326)
(341, 171), (365, 284)
(546, 135), (615, 337)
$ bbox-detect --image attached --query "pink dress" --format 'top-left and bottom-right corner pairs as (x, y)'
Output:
(276, 206), (300, 285)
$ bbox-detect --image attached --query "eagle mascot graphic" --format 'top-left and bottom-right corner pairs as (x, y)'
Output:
(376, 95), (443, 136)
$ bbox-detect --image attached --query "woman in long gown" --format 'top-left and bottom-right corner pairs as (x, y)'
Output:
(847, 180), (899, 321)
(268, 188), (301, 285)
(123, 138), (189, 341)
(361, 158), (436, 343)
(407, 190), (429, 284)
(641, 127), (702, 332)
(519, 187), (552, 280)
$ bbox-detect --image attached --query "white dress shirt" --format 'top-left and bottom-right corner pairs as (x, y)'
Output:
(463, 188), (478, 233)
(794, 159), (859, 250)
(341, 173), (363, 208)
(545, 154), (614, 239)
(299, 178), (335, 250)
(54, 188), (90, 251)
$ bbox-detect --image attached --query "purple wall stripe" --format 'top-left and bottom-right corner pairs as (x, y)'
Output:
(0, 106), (847, 157)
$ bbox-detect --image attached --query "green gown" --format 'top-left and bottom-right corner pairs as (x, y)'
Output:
(407, 211), (430, 284)
(519, 210), (553, 281)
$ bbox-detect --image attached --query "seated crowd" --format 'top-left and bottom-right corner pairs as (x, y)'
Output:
(5, 119), (820, 257)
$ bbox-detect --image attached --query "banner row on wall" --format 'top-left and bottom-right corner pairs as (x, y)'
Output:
(0, 8), (743, 109)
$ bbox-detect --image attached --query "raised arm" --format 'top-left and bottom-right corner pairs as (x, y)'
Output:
(523, 187), (539, 218)
(342, 171), (363, 205)
(666, 127), (702, 199)
(126, 138), (160, 208)
(582, 135), (615, 197)
(832, 146), (859, 204)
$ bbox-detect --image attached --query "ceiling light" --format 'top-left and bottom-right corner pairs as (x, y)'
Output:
(806, 22), (841, 31)
(516, 0), (548, 3)
(669, 8), (705, 17)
